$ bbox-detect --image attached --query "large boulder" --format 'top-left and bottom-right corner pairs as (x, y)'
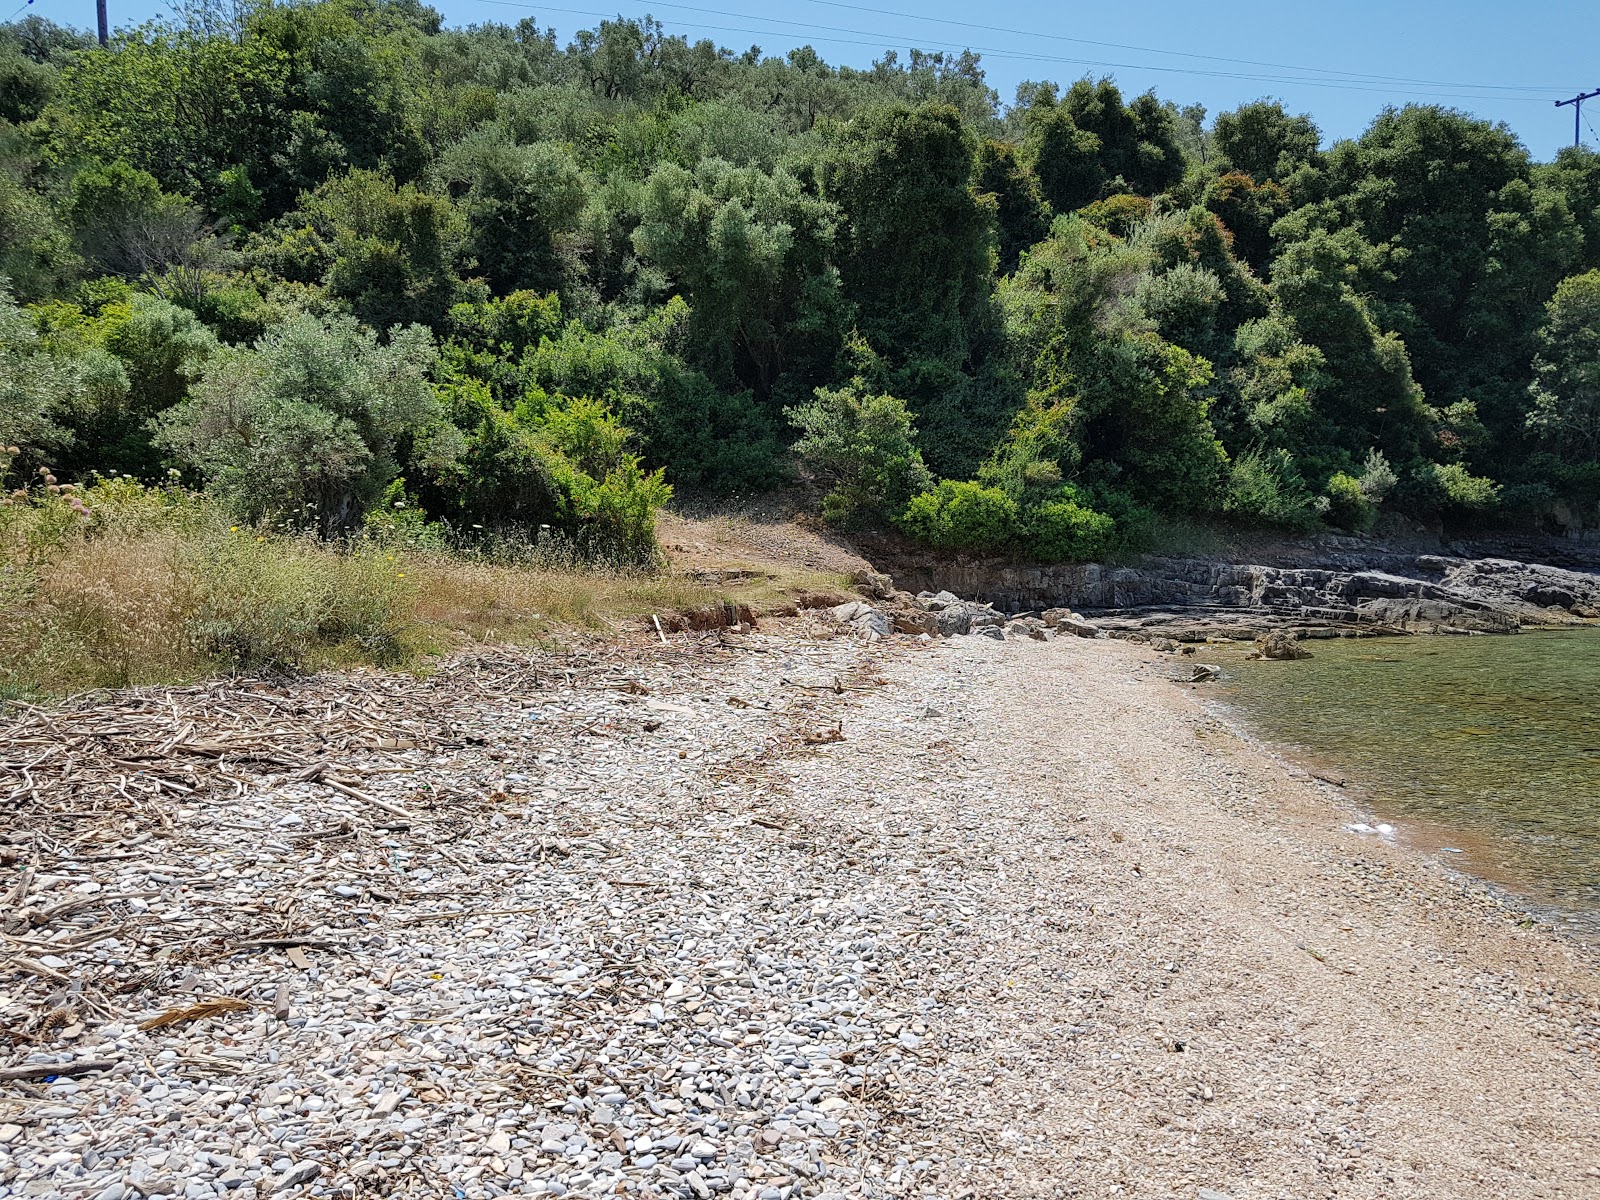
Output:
(1254, 630), (1313, 660)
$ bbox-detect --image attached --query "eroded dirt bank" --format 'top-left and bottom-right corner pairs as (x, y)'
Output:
(3, 628), (1598, 1199)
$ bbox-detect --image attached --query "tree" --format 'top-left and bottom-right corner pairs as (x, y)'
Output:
(256, 169), (465, 329)
(155, 311), (452, 529)
(1528, 270), (1600, 462)
(439, 131), (586, 295)
(1213, 100), (1320, 183)
(1021, 79), (1185, 213)
(974, 139), (1051, 273)
(632, 157), (846, 396)
(786, 377), (932, 525)
(65, 161), (206, 282)
(815, 102), (995, 367)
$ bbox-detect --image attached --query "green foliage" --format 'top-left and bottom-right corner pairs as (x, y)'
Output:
(897, 480), (1016, 550)
(64, 161), (205, 282)
(632, 157), (846, 395)
(36, 291), (219, 478)
(438, 132), (586, 294)
(0, 286), (72, 454)
(1021, 488), (1117, 560)
(1223, 447), (1318, 529)
(1324, 471), (1374, 532)
(816, 103), (996, 367)
(154, 311), (449, 529)
(1020, 78), (1186, 213)
(5, 4), (1598, 552)
(787, 378), (932, 525)
(975, 139), (1051, 273)
(255, 169), (465, 329)
(1528, 269), (1600, 461)
(1212, 100), (1320, 183)
(1423, 461), (1503, 511)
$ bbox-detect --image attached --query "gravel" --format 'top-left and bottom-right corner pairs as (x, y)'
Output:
(4, 623), (1599, 1199)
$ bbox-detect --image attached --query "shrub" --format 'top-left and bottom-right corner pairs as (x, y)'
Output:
(1020, 490), (1117, 560)
(1324, 471), (1375, 532)
(1427, 461), (1502, 510)
(897, 480), (1017, 550)
(1358, 448), (1398, 502)
(154, 311), (453, 530)
(787, 381), (932, 526)
(1223, 447), (1319, 529)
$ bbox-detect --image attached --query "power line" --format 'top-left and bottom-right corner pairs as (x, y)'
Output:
(788, 0), (1575, 94)
(484, 1), (1564, 103)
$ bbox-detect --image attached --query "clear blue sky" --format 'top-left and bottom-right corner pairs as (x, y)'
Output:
(23, 0), (1600, 159)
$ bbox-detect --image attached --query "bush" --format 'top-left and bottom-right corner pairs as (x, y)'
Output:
(1427, 461), (1503, 510)
(897, 480), (1017, 550)
(155, 311), (453, 530)
(1223, 447), (1319, 529)
(787, 381), (933, 526)
(1020, 490), (1117, 560)
(1324, 471), (1375, 532)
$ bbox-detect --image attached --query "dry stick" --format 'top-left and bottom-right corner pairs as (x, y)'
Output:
(651, 614), (670, 646)
(0, 1059), (119, 1083)
(323, 779), (416, 822)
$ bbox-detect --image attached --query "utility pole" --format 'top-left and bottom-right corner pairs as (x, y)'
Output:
(96, 0), (107, 45)
(1548, 88), (1600, 148)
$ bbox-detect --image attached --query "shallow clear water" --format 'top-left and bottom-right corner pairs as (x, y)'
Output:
(1219, 628), (1600, 922)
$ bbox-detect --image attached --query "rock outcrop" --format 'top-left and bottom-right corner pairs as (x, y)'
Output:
(887, 552), (1600, 640)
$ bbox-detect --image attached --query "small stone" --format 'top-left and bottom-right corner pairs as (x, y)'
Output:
(272, 1161), (321, 1192)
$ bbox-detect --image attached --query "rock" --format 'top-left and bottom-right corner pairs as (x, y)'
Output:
(272, 1162), (321, 1192)
(893, 611), (937, 635)
(850, 569), (896, 600)
(934, 608), (971, 637)
(966, 607), (1006, 630)
(855, 609), (891, 638)
(1254, 630), (1313, 660)
(1196, 1190), (1235, 1200)
(827, 600), (874, 623)
(916, 590), (963, 611)
(893, 548), (1600, 638)
(1188, 664), (1221, 682)
(1151, 637), (1179, 653)
(978, 626), (1006, 641)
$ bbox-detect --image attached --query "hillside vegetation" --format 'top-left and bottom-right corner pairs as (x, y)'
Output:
(3, 0), (1600, 677)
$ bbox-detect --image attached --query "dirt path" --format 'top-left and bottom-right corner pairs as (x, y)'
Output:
(3, 628), (1597, 1200)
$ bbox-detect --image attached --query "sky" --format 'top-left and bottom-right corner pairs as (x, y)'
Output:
(20, 0), (1600, 159)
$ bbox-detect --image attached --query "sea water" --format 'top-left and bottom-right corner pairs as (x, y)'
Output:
(1220, 627), (1600, 925)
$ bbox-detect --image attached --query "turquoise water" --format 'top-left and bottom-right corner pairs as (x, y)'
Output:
(1219, 628), (1600, 922)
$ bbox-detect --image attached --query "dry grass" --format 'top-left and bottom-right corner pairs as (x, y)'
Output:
(0, 487), (852, 701)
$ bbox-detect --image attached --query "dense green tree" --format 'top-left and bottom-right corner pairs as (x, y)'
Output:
(1212, 100), (1321, 184)
(974, 139), (1052, 273)
(1020, 79), (1186, 212)
(816, 102), (995, 366)
(1528, 270), (1600, 462)
(632, 157), (846, 396)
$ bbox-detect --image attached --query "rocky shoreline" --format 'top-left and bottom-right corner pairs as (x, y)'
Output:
(885, 548), (1600, 641)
